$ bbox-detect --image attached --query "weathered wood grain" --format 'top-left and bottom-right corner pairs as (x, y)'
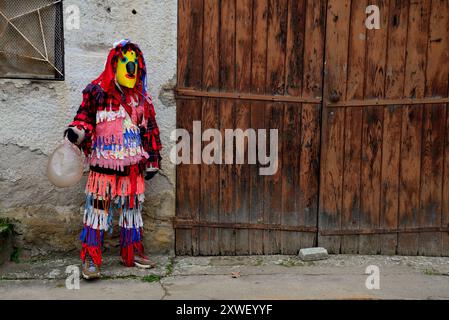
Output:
(380, 0), (409, 255)
(280, 0), (306, 254)
(425, 0), (449, 256)
(398, 0), (431, 255)
(199, 0), (220, 255)
(300, 0), (326, 249)
(176, 0), (203, 255)
(263, 0), (288, 254)
(340, 0), (367, 254)
(235, 0), (253, 255)
(359, 0), (389, 254)
(175, 0), (449, 257)
(218, 0), (236, 255)
(319, 0), (351, 253)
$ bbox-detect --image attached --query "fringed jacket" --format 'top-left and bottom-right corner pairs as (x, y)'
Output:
(69, 82), (162, 174)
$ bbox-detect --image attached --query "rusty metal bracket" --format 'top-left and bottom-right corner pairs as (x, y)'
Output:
(175, 88), (322, 104)
(174, 220), (449, 236)
(173, 218), (318, 233)
(174, 219), (449, 235)
(320, 226), (449, 236)
(327, 97), (449, 108)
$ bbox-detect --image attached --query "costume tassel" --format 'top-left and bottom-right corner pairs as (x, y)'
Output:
(80, 225), (104, 266)
(119, 226), (143, 267)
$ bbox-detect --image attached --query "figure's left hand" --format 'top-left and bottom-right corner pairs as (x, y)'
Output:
(64, 127), (85, 145)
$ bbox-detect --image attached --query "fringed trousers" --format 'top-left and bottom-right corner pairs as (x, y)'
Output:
(80, 165), (145, 267)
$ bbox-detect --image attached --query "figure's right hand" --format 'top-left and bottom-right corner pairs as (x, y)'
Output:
(64, 127), (85, 145)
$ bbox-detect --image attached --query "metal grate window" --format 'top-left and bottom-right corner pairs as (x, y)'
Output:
(0, 0), (64, 80)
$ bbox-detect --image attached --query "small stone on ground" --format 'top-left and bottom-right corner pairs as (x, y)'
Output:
(298, 247), (329, 261)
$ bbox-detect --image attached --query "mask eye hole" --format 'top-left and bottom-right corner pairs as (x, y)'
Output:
(121, 57), (128, 63)
(134, 59), (138, 64)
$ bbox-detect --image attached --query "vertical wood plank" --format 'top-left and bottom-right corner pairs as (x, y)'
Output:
(281, 102), (301, 254)
(359, 107), (383, 254)
(359, 0), (389, 254)
(380, 0), (409, 255)
(249, 0), (268, 254)
(285, 0), (306, 97)
(264, 0), (288, 254)
(341, 0), (367, 254)
(178, 0), (204, 89)
(399, 105), (423, 255)
(300, 0), (326, 249)
(398, 0), (430, 255)
(439, 0), (449, 257)
(176, 0), (203, 255)
(176, 98), (202, 255)
(444, 103), (449, 256)
(419, 103), (445, 256)
(422, 0), (449, 256)
(299, 104), (320, 248)
(219, 0), (236, 255)
(319, 0), (351, 253)
(176, 0), (188, 255)
(200, 98), (220, 255)
(200, 0), (220, 255)
(280, 0), (306, 254)
(235, 0), (253, 255)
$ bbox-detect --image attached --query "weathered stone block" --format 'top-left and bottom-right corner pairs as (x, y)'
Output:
(298, 247), (328, 261)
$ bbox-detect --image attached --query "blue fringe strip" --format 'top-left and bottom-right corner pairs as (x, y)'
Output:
(120, 227), (142, 247)
(93, 130), (141, 151)
(106, 201), (119, 235)
(85, 194), (94, 213)
(80, 225), (105, 247)
(123, 129), (142, 148)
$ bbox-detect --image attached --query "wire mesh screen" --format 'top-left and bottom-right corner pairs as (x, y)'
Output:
(0, 0), (64, 80)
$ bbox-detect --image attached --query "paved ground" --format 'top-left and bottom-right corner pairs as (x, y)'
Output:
(1, 254), (448, 299)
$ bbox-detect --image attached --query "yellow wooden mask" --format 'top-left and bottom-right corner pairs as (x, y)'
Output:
(116, 50), (138, 89)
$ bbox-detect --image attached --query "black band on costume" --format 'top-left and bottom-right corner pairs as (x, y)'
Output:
(89, 165), (131, 176)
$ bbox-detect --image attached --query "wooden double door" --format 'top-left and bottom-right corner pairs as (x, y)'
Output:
(175, 0), (449, 256)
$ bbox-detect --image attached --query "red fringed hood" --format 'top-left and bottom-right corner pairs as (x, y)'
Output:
(87, 39), (153, 125)
(92, 39), (148, 97)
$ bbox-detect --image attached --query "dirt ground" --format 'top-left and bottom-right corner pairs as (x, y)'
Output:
(1, 254), (448, 300)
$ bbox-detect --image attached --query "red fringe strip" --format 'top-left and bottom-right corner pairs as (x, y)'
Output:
(81, 243), (102, 267)
(120, 242), (145, 267)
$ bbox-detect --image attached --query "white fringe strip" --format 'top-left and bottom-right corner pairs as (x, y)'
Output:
(96, 107), (126, 124)
(83, 209), (110, 232)
(119, 208), (144, 229)
(83, 195), (146, 231)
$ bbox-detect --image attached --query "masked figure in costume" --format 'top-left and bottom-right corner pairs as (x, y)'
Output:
(65, 39), (162, 280)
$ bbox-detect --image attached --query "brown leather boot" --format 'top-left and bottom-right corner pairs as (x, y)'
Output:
(134, 254), (156, 269)
(82, 256), (101, 280)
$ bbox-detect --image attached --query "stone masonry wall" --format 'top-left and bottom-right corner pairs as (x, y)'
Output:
(0, 0), (177, 259)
